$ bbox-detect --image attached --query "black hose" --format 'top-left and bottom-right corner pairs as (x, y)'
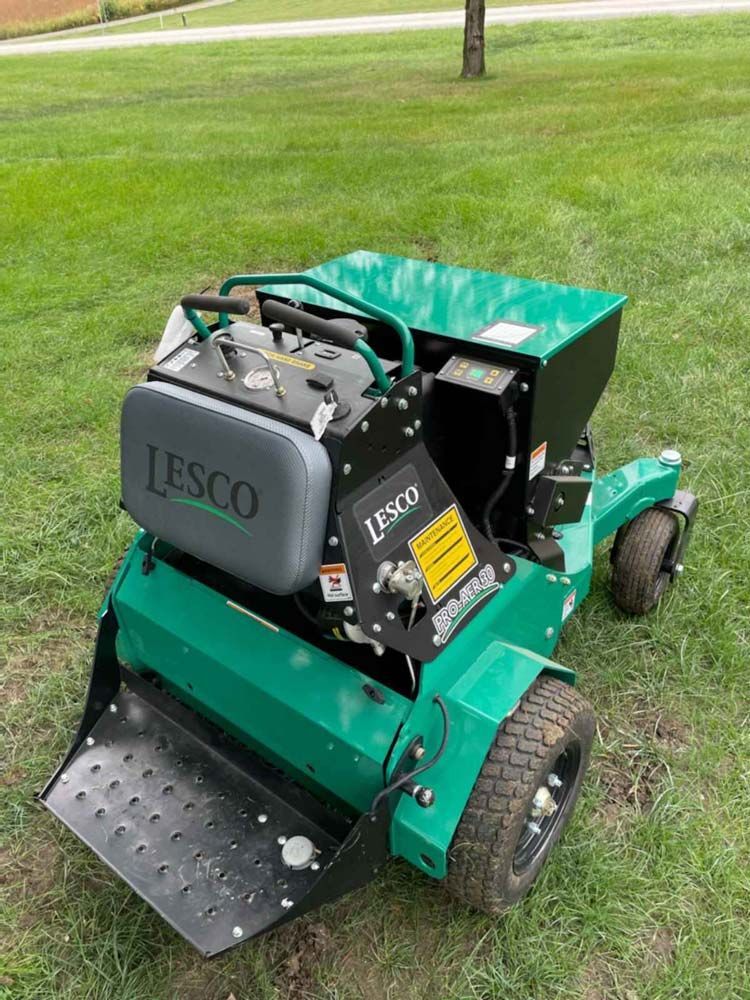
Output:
(369, 695), (450, 813)
(481, 399), (518, 538)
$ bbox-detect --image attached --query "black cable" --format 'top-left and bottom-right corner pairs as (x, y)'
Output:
(369, 695), (450, 813)
(293, 592), (321, 627)
(493, 536), (539, 561)
(481, 398), (518, 538)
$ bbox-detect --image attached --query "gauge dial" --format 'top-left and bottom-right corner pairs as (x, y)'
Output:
(243, 365), (280, 391)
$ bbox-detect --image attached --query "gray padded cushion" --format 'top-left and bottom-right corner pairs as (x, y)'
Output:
(120, 382), (332, 595)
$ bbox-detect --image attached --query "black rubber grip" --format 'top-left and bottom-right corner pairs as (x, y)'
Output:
(180, 294), (250, 315)
(262, 299), (365, 349)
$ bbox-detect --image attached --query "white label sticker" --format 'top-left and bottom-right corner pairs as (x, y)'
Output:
(162, 347), (199, 372)
(562, 589), (576, 621)
(319, 563), (353, 602)
(310, 399), (337, 441)
(155, 305), (194, 363)
(474, 320), (542, 346)
(529, 441), (547, 480)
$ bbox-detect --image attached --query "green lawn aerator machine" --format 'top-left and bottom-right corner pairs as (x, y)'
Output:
(41, 252), (697, 956)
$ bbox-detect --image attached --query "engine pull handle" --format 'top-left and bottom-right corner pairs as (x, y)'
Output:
(262, 298), (365, 349)
(261, 299), (390, 394)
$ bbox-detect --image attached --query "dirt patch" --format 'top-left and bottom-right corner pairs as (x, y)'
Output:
(637, 708), (690, 751)
(411, 236), (440, 262)
(273, 919), (331, 1000)
(596, 756), (664, 822)
(640, 926), (676, 975)
(581, 957), (615, 1000)
(0, 838), (60, 904)
(1, 619), (91, 713)
(594, 703), (690, 825)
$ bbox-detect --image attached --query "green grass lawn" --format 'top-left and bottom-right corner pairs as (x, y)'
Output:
(87, 0), (588, 35)
(2, 14), (750, 1000)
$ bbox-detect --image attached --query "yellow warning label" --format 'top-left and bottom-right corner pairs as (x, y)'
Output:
(263, 349), (316, 371)
(409, 504), (478, 604)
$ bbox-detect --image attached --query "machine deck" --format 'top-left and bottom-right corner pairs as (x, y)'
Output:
(43, 685), (343, 956)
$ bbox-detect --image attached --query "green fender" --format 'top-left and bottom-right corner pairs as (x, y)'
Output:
(387, 637), (575, 880)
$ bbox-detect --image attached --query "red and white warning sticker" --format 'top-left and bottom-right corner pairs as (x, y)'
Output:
(529, 441), (547, 480)
(319, 563), (353, 603)
(562, 589), (576, 621)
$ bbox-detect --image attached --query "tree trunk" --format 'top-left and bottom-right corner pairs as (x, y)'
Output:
(462, 0), (486, 78)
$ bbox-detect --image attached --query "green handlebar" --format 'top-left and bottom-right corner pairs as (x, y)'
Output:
(216, 272), (415, 387)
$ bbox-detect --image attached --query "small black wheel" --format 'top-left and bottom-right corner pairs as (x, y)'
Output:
(445, 676), (594, 915)
(610, 507), (679, 615)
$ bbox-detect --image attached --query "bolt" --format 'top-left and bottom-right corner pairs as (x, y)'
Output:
(546, 573), (557, 583)
(328, 535), (339, 547)
(372, 582), (381, 594)
(361, 421), (369, 432)
(583, 464), (592, 472)
(281, 898), (294, 909)
(403, 427), (415, 438)
(526, 820), (543, 835)
(411, 745), (426, 761)
(561, 576), (571, 585)
(414, 419), (422, 430)
(526, 506), (535, 517)
(109, 704), (117, 713)
(659, 448), (682, 466)
(432, 635), (441, 647)
(86, 737), (95, 746)
(342, 463), (352, 476)
(534, 532), (545, 541)
(386, 611), (396, 621)
(277, 835), (287, 845)
(541, 359), (548, 368)
(548, 773), (563, 789)
(555, 495), (566, 509)
(311, 861), (320, 871)
(415, 786), (436, 808)
(397, 398), (408, 411)
(232, 926), (243, 939)
(407, 386), (418, 397)
(257, 813), (268, 824)
(545, 627), (554, 639)
(519, 382), (529, 393)
(60, 773), (69, 784)
(344, 605), (354, 617)
(372, 624), (382, 634)
(503, 561), (512, 574)
(675, 563), (685, 574)
(380, 396), (388, 408)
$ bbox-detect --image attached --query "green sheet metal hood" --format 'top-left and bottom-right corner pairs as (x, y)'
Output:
(261, 251), (627, 363)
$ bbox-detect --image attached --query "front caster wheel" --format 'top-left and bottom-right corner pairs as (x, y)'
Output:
(445, 676), (594, 915)
(610, 507), (679, 615)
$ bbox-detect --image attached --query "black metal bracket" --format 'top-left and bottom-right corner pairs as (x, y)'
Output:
(656, 489), (699, 578)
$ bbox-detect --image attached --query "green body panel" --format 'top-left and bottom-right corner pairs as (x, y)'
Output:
(111, 542), (410, 814)
(107, 456), (681, 878)
(384, 453), (681, 876)
(591, 457), (680, 545)
(261, 251), (628, 363)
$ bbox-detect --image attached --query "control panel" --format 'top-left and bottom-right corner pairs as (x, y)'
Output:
(436, 354), (517, 396)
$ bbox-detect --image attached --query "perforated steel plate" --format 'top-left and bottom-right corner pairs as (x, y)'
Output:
(44, 688), (338, 956)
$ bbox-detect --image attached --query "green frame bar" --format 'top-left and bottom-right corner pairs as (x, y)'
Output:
(218, 272), (415, 378)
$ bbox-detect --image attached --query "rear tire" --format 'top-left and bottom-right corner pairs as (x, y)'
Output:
(445, 676), (594, 915)
(610, 507), (678, 615)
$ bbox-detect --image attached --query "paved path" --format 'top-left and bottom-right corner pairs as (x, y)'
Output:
(2, 0), (749, 56)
